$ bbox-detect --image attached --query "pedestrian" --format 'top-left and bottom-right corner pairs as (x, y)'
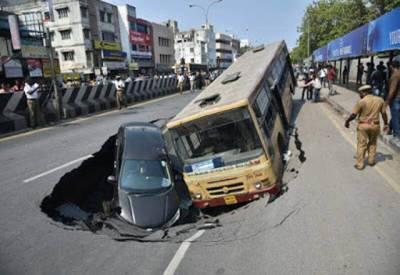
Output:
(356, 63), (364, 85)
(113, 76), (127, 110)
(23, 78), (41, 128)
(304, 73), (322, 102)
(196, 71), (204, 90)
(204, 71), (211, 86)
(345, 85), (389, 170)
(342, 65), (349, 84)
(365, 62), (375, 85)
(327, 65), (336, 95)
(189, 73), (196, 93)
(177, 73), (185, 95)
(318, 67), (327, 88)
(385, 59), (400, 139)
(370, 64), (386, 97)
(0, 83), (10, 93)
(11, 80), (22, 92)
(301, 73), (311, 101)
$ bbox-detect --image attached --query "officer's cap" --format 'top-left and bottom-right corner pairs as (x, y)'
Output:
(358, 85), (372, 92)
(116, 75), (121, 79)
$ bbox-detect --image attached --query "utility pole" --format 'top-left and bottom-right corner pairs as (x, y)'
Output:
(43, 0), (62, 120)
(307, 16), (310, 57)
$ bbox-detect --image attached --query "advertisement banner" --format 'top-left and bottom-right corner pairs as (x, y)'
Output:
(8, 15), (21, 51)
(131, 51), (152, 59)
(101, 50), (127, 61)
(367, 7), (400, 53)
(327, 24), (368, 60)
(94, 40), (122, 51)
(2, 57), (23, 78)
(21, 45), (48, 58)
(26, 59), (43, 77)
(129, 30), (152, 46)
(103, 61), (127, 70)
(42, 59), (61, 78)
(313, 46), (328, 62)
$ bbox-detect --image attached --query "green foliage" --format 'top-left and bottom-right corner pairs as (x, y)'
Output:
(294, 0), (400, 62)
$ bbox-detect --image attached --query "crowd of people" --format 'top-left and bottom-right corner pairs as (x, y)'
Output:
(297, 58), (400, 142)
(177, 70), (217, 95)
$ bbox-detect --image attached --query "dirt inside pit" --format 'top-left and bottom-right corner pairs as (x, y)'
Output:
(40, 124), (306, 242)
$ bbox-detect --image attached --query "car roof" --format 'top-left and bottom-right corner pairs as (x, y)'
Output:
(120, 122), (166, 160)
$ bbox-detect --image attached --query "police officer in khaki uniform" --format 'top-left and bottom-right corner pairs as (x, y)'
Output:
(345, 85), (389, 170)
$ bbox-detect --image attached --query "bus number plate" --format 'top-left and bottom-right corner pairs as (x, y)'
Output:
(224, 196), (237, 205)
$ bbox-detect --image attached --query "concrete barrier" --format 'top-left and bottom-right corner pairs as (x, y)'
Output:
(0, 77), (179, 136)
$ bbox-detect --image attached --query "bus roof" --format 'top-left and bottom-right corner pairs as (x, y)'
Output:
(167, 41), (286, 128)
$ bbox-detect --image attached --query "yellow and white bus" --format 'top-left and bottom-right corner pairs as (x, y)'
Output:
(166, 41), (296, 208)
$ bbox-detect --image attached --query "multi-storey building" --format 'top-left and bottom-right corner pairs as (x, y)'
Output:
(152, 22), (175, 73)
(215, 32), (233, 69)
(174, 24), (216, 68)
(118, 4), (153, 75)
(3, 0), (124, 76)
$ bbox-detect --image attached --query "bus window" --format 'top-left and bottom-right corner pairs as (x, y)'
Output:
(171, 108), (263, 167)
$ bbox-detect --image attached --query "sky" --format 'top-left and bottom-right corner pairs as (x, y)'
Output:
(106, 0), (312, 49)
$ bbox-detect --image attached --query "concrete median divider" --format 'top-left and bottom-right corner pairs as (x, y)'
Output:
(0, 77), (179, 136)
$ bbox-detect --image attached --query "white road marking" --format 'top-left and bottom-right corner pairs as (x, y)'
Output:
(163, 230), (205, 275)
(23, 155), (92, 183)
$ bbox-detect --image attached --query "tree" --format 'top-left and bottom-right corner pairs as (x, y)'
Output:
(293, 0), (399, 62)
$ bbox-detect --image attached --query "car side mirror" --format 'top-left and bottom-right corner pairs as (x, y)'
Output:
(107, 175), (117, 184)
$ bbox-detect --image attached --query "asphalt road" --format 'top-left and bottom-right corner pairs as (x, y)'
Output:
(0, 89), (399, 275)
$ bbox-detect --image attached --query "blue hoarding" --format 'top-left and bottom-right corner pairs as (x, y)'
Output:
(367, 7), (400, 53)
(102, 50), (127, 60)
(313, 45), (327, 62)
(327, 24), (368, 60)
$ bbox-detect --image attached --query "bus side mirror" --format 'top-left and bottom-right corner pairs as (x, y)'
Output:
(107, 175), (117, 184)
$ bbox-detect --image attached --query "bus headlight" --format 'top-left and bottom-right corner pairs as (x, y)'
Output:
(192, 193), (202, 200)
(254, 182), (262, 189)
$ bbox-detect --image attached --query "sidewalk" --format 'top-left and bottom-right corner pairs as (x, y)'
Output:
(320, 83), (400, 153)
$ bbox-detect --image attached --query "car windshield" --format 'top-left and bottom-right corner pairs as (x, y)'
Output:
(120, 159), (172, 192)
(171, 108), (263, 168)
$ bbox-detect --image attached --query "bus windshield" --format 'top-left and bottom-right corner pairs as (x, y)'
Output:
(172, 108), (263, 167)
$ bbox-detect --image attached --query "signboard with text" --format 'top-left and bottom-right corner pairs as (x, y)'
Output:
(101, 50), (127, 61)
(42, 59), (61, 78)
(131, 51), (152, 59)
(129, 30), (152, 46)
(94, 40), (122, 51)
(21, 45), (48, 58)
(2, 57), (23, 78)
(26, 59), (43, 77)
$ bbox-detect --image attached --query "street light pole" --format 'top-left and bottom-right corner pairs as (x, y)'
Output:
(189, 0), (222, 26)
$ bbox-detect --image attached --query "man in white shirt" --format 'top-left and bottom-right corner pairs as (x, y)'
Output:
(113, 76), (127, 110)
(189, 73), (196, 93)
(24, 78), (40, 128)
(177, 73), (185, 95)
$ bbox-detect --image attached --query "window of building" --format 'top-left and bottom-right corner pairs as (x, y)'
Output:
(80, 6), (88, 18)
(191, 58), (195, 63)
(136, 23), (148, 33)
(131, 44), (138, 51)
(56, 7), (69, 18)
(102, 31), (115, 42)
(60, 29), (71, 40)
(86, 50), (92, 63)
(44, 11), (50, 21)
(83, 29), (90, 39)
(100, 11), (105, 22)
(62, 51), (74, 61)
(107, 13), (112, 23)
(158, 37), (170, 47)
(160, 54), (171, 65)
(49, 31), (55, 42)
(190, 48), (194, 53)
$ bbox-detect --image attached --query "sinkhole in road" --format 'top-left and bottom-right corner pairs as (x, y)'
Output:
(40, 127), (307, 242)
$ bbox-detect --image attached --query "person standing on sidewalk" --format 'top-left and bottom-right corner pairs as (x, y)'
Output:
(342, 65), (349, 84)
(303, 73), (322, 102)
(345, 85), (389, 170)
(327, 65), (336, 95)
(24, 78), (41, 128)
(113, 76), (127, 110)
(365, 63), (375, 85)
(189, 73), (196, 93)
(318, 67), (327, 88)
(371, 64), (387, 97)
(386, 59), (400, 139)
(177, 73), (185, 95)
(356, 63), (364, 85)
